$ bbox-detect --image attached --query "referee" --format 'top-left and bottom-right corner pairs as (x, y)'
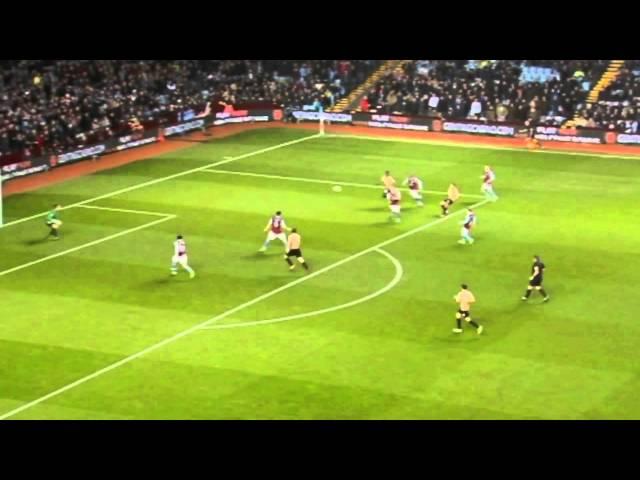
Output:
(522, 255), (550, 302)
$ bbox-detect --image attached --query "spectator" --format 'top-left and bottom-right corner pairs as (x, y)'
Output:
(0, 60), (381, 157)
(469, 97), (482, 118)
(359, 96), (370, 112)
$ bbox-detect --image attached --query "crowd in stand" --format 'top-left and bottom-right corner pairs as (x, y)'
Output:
(0, 60), (379, 157)
(362, 60), (638, 133)
(583, 60), (640, 133)
(2, 59), (639, 159)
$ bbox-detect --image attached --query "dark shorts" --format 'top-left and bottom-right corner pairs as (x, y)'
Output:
(443, 198), (454, 206)
(457, 309), (470, 318)
(529, 276), (543, 287)
(287, 249), (303, 258)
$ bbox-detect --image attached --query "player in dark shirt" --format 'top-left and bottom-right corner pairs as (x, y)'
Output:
(525, 118), (542, 149)
(522, 255), (550, 302)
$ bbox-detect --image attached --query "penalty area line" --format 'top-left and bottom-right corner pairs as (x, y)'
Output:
(0, 198), (488, 420)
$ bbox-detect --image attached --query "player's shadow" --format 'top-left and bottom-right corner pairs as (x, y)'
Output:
(371, 221), (402, 228)
(23, 237), (51, 246)
(359, 206), (387, 212)
(142, 277), (173, 287)
(241, 252), (279, 261)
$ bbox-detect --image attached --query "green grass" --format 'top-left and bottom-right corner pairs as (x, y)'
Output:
(1, 127), (639, 419)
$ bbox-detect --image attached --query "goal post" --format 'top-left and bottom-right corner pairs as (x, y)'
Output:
(319, 113), (325, 135)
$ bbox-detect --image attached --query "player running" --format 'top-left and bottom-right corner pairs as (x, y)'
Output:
(381, 170), (397, 199)
(45, 204), (63, 240)
(171, 234), (196, 279)
(387, 186), (402, 223)
(453, 284), (483, 335)
(480, 165), (498, 202)
(402, 174), (424, 207)
(259, 211), (292, 252)
(440, 183), (460, 216)
(522, 255), (550, 302)
(458, 208), (476, 245)
(283, 228), (310, 272)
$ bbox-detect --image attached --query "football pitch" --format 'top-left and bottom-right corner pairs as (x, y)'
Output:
(1, 127), (639, 419)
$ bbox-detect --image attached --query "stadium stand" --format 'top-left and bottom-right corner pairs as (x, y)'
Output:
(360, 60), (638, 129)
(0, 60), (380, 158)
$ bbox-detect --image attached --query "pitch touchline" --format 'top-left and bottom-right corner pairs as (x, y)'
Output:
(0, 199), (489, 420)
(198, 248), (403, 331)
(0, 215), (176, 278)
(201, 169), (485, 199)
(0, 133), (322, 230)
(326, 133), (640, 160)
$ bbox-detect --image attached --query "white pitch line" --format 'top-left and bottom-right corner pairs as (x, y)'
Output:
(199, 248), (403, 331)
(0, 215), (175, 278)
(0, 133), (321, 230)
(201, 168), (485, 199)
(0, 198), (488, 420)
(74, 205), (175, 217)
(326, 133), (640, 160)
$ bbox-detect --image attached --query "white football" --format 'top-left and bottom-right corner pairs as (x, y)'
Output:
(332, 185), (343, 192)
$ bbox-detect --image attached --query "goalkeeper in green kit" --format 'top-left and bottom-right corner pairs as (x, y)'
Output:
(45, 204), (63, 240)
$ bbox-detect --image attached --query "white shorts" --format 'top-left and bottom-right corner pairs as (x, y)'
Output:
(172, 254), (189, 266)
(267, 231), (287, 243)
(390, 204), (401, 214)
(409, 189), (422, 200)
(482, 184), (494, 193)
(460, 227), (471, 236)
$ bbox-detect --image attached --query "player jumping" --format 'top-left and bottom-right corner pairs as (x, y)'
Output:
(284, 228), (310, 272)
(259, 211), (292, 252)
(403, 174), (424, 207)
(381, 170), (396, 199)
(45, 204), (63, 240)
(481, 165), (498, 202)
(171, 234), (196, 279)
(387, 186), (402, 223)
(440, 183), (460, 216)
(458, 208), (476, 245)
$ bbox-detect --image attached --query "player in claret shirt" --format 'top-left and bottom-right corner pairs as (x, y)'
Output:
(458, 208), (476, 245)
(387, 186), (402, 223)
(480, 165), (498, 202)
(259, 211), (292, 253)
(171, 235), (196, 279)
(402, 174), (424, 207)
